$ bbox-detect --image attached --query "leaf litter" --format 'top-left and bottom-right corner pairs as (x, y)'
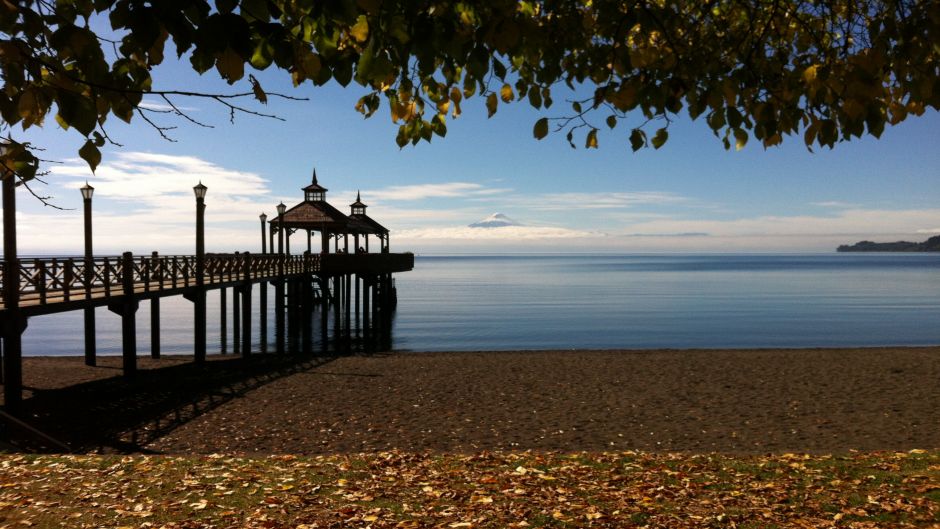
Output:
(0, 450), (937, 528)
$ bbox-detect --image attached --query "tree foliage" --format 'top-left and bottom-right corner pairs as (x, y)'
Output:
(2, 0), (938, 180)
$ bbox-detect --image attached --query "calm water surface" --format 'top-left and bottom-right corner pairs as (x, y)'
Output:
(21, 254), (940, 355)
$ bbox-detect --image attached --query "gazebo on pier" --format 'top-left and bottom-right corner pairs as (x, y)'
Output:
(269, 170), (390, 254)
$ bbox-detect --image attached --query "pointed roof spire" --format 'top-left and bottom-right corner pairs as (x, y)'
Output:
(350, 189), (367, 209)
(302, 167), (327, 194)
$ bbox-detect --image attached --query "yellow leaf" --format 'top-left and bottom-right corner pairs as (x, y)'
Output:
(585, 129), (598, 149)
(350, 16), (369, 42)
(500, 83), (513, 103)
(803, 64), (819, 84)
(734, 128), (748, 150)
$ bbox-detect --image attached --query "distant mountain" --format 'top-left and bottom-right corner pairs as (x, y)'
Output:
(468, 213), (522, 228)
(837, 235), (940, 252)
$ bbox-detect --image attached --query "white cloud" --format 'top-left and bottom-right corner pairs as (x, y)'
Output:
(526, 191), (688, 211)
(916, 228), (940, 234)
(811, 201), (859, 208)
(374, 182), (511, 201)
(138, 100), (200, 112)
(396, 225), (602, 240)
(18, 153), (280, 254)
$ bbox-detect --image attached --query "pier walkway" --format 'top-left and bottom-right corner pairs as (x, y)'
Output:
(0, 252), (414, 316)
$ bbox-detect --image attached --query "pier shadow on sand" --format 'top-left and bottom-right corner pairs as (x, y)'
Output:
(6, 354), (340, 453)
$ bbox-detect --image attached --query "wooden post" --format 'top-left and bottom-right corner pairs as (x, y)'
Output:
(345, 273), (351, 330)
(151, 297), (160, 359)
(220, 287), (227, 353)
(260, 276), (268, 353)
(2, 167), (26, 411)
(233, 256), (240, 355)
(362, 276), (371, 343)
(321, 229), (330, 253)
(241, 252), (252, 357)
(307, 230), (312, 253)
(301, 279), (312, 354)
(150, 251), (160, 359)
(333, 275), (341, 334)
(109, 251), (138, 377)
(269, 225), (275, 257)
(320, 276), (329, 353)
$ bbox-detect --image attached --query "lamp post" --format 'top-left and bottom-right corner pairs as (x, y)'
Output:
(275, 202), (286, 354)
(193, 181), (207, 363)
(80, 182), (96, 366)
(258, 213), (268, 352)
(276, 202), (286, 255)
(260, 213), (268, 254)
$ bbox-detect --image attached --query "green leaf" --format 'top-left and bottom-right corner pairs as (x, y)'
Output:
(629, 129), (645, 151)
(651, 128), (668, 149)
(215, 47), (244, 83)
(54, 90), (97, 136)
(79, 139), (101, 173)
(492, 58), (506, 80)
(250, 38), (275, 70)
(528, 88), (542, 108)
(216, 0), (237, 14)
(533, 117), (549, 139)
(486, 93), (498, 118)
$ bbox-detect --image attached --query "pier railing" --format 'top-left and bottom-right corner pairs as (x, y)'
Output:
(0, 251), (413, 311)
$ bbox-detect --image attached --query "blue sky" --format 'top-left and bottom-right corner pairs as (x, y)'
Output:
(7, 52), (940, 255)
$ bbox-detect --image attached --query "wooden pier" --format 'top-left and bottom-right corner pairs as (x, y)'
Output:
(0, 169), (414, 415)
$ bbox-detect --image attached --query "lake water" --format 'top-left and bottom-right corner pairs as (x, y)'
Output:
(19, 254), (940, 355)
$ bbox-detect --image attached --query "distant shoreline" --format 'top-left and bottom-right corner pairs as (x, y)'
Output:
(838, 234), (940, 252)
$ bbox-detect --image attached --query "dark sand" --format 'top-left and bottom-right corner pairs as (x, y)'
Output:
(3, 347), (939, 454)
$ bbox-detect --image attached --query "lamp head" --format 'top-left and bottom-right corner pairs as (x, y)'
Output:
(80, 181), (94, 200)
(259, 212), (268, 223)
(276, 202), (286, 215)
(193, 181), (207, 199)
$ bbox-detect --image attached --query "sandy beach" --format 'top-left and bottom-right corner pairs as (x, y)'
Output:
(2, 347), (938, 454)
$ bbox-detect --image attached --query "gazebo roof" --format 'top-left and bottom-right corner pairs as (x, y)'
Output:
(349, 213), (389, 234)
(274, 172), (388, 235)
(279, 200), (350, 232)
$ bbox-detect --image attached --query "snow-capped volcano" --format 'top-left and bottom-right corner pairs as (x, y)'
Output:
(468, 213), (522, 228)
